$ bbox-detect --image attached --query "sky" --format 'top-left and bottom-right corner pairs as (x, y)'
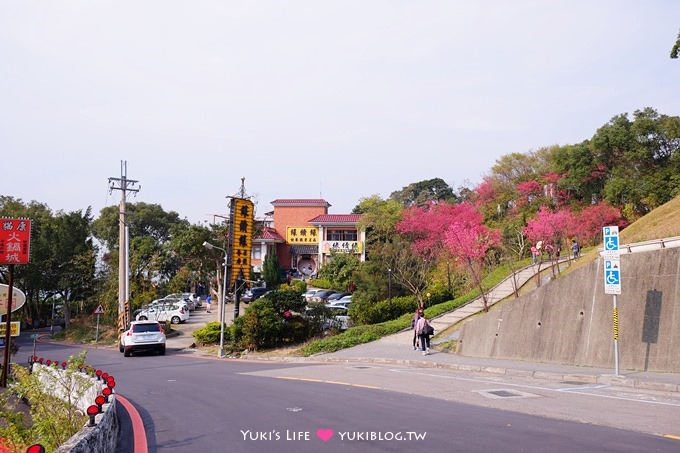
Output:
(1, 1), (679, 225)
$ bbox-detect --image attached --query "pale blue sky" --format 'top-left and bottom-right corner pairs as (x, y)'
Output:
(1, 1), (679, 224)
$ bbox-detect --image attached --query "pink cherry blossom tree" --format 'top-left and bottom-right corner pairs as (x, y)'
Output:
(398, 202), (500, 310)
(442, 206), (501, 311)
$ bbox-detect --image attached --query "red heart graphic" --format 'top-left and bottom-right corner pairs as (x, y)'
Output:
(316, 428), (334, 442)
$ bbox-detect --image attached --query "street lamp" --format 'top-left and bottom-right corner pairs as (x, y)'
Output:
(203, 241), (227, 358)
(387, 268), (392, 302)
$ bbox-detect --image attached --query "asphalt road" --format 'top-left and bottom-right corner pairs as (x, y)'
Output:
(14, 335), (680, 453)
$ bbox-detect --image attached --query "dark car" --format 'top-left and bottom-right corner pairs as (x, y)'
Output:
(326, 292), (349, 302)
(311, 290), (337, 303)
(242, 286), (269, 303)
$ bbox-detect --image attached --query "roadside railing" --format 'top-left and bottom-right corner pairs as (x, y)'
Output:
(599, 236), (680, 255)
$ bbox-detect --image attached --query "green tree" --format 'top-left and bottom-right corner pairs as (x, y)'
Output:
(389, 177), (457, 208)
(353, 195), (402, 250)
(317, 251), (361, 291)
(0, 197), (96, 327)
(262, 247), (280, 288)
(671, 29), (680, 58)
(92, 202), (192, 310)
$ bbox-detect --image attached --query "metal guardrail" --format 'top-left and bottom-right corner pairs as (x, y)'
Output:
(599, 236), (680, 255)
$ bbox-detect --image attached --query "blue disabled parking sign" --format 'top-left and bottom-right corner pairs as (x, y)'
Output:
(604, 258), (621, 294)
(603, 226), (619, 252)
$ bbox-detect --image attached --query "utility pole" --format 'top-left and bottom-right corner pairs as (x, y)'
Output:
(109, 161), (140, 332)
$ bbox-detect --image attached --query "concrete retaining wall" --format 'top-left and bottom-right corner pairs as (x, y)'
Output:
(458, 247), (680, 372)
(31, 363), (119, 453)
(55, 396), (118, 453)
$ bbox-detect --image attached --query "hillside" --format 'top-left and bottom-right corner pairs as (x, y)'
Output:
(458, 195), (680, 372)
(619, 195), (680, 243)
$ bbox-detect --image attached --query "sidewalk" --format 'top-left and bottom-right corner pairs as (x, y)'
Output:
(318, 258), (680, 394)
(318, 334), (680, 394)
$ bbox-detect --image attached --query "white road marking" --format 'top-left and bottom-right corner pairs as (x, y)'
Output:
(389, 368), (680, 407)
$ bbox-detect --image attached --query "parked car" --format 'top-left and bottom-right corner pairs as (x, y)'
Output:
(322, 304), (351, 330)
(326, 292), (349, 302)
(328, 299), (351, 310)
(302, 289), (321, 302)
(162, 293), (196, 311)
(119, 320), (166, 357)
(311, 290), (337, 303)
(242, 286), (269, 303)
(136, 303), (189, 324)
(151, 298), (192, 314)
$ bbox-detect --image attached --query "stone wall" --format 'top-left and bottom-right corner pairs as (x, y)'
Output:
(458, 247), (680, 372)
(32, 363), (119, 453)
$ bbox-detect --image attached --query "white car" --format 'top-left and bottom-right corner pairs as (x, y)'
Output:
(154, 297), (193, 312)
(328, 296), (351, 309)
(119, 320), (166, 357)
(302, 289), (322, 302)
(136, 303), (189, 324)
(322, 304), (351, 330)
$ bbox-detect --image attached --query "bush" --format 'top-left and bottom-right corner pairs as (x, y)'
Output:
(192, 322), (223, 345)
(262, 289), (306, 314)
(423, 283), (452, 306)
(2, 352), (90, 451)
(308, 277), (332, 289)
(279, 280), (307, 293)
(232, 299), (284, 350)
(300, 317), (408, 356)
(350, 294), (418, 325)
(280, 315), (310, 344)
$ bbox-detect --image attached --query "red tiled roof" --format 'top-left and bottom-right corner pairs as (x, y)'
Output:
(254, 228), (285, 242)
(271, 199), (331, 207)
(308, 214), (362, 224)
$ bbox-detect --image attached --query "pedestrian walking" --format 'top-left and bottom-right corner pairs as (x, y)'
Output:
(411, 307), (423, 350)
(206, 295), (212, 313)
(415, 313), (433, 356)
(571, 239), (580, 259)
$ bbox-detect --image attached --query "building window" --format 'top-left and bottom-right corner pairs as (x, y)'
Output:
(253, 246), (261, 260)
(326, 229), (357, 241)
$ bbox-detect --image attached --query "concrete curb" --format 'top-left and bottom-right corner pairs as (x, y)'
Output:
(301, 355), (680, 393)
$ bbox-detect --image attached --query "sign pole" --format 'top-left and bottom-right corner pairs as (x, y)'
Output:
(612, 294), (620, 376)
(1, 265), (15, 387)
(95, 314), (101, 346)
(603, 225), (621, 377)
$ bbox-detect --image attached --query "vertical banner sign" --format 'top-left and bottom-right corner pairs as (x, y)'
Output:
(0, 218), (32, 264)
(229, 198), (254, 287)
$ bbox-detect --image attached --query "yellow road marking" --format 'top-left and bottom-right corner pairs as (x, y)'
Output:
(275, 376), (380, 389)
(662, 434), (680, 441)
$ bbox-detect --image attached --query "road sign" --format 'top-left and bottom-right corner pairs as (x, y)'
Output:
(0, 284), (26, 315)
(0, 218), (32, 264)
(0, 322), (21, 337)
(604, 258), (621, 294)
(93, 304), (105, 315)
(602, 225), (620, 259)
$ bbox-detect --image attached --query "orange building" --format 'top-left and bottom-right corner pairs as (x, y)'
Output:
(251, 199), (365, 278)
